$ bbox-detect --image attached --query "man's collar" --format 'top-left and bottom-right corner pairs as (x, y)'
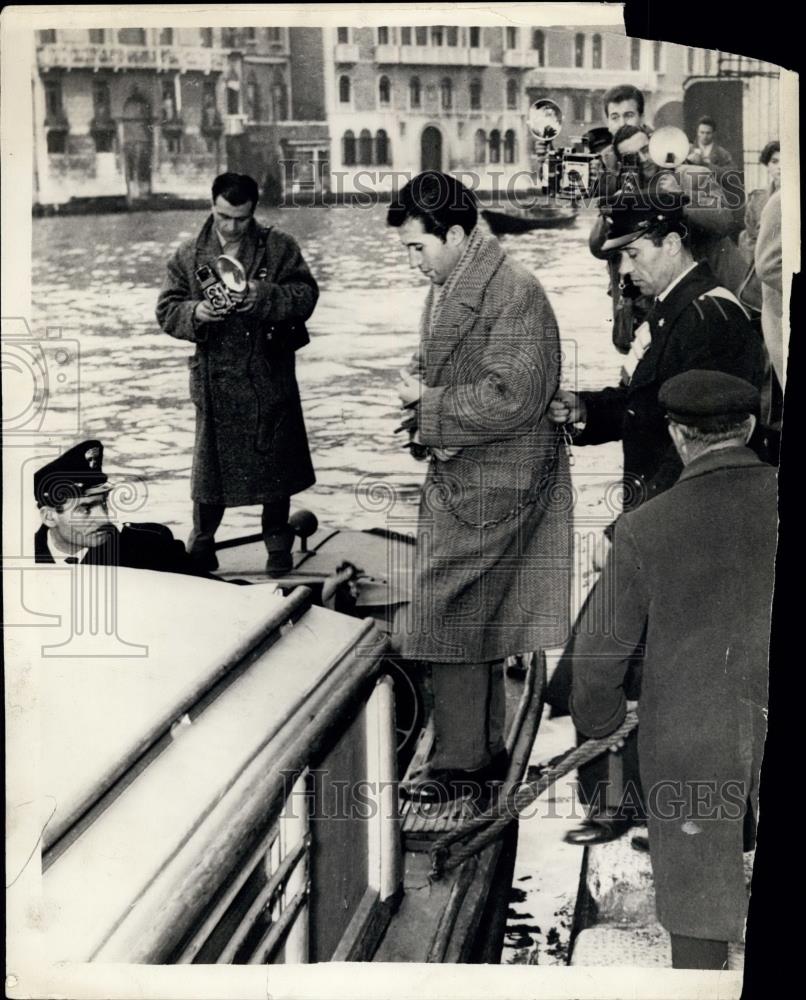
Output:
(657, 260), (699, 302)
(678, 445), (764, 483)
(46, 531), (88, 565)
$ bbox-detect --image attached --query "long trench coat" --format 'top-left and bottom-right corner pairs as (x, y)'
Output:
(570, 446), (776, 941)
(156, 217), (318, 506)
(398, 235), (572, 664)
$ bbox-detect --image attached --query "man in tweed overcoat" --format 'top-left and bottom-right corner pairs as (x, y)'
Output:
(156, 173), (318, 574)
(389, 172), (571, 797)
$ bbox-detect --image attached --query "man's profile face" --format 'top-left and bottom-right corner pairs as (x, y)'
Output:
(767, 151), (781, 185)
(697, 123), (715, 146)
(618, 235), (679, 297)
(42, 494), (113, 551)
(212, 195), (255, 243)
(616, 131), (658, 181)
(397, 217), (464, 286)
(606, 99), (642, 136)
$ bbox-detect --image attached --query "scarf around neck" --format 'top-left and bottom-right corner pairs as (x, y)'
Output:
(429, 226), (485, 331)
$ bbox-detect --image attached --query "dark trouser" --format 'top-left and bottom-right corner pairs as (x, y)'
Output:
(548, 585), (646, 823)
(670, 934), (729, 970)
(189, 498), (292, 563)
(430, 660), (506, 771)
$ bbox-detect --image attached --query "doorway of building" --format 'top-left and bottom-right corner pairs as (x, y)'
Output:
(120, 90), (153, 202)
(421, 126), (443, 172)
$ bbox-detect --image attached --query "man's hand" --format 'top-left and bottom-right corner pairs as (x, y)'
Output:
(398, 371), (421, 408)
(234, 280), (260, 314)
(656, 171), (683, 195)
(548, 389), (586, 425)
(194, 300), (227, 324)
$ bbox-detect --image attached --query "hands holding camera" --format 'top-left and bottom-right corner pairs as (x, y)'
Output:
(194, 280), (259, 324)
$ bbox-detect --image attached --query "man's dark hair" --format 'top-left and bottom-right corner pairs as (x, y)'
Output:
(387, 171), (478, 238)
(697, 115), (717, 130)
(603, 84), (644, 116)
(760, 140), (780, 165)
(212, 172), (260, 208)
(644, 216), (692, 250)
(612, 124), (650, 160)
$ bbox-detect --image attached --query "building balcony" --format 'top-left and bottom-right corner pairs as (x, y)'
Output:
(503, 50), (541, 69)
(377, 45), (492, 66)
(334, 43), (360, 63)
(37, 42), (228, 74)
(524, 65), (659, 91)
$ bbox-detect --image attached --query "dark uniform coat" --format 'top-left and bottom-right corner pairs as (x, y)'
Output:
(399, 234), (572, 664)
(577, 261), (765, 510)
(35, 523), (199, 575)
(156, 217), (318, 507)
(570, 446), (776, 941)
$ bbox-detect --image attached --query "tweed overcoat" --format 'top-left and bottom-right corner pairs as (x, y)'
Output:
(156, 217), (318, 506)
(570, 446), (776, 941)
(577, 261), (766, 509)
(399, 235), (572, 664)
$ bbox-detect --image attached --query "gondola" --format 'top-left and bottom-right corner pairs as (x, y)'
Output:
(28, 514), (546, 966)
(481, 200), (578, 236)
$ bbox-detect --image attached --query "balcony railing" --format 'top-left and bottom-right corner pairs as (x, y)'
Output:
(378, 45), (492, 66)
(334, 43), (360, 63)
(525, 65), (659, 89)
(37, 43), (228, 74)
(503, 50), (541, 69)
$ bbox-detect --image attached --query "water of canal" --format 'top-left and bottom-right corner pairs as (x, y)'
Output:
(31, 202), (624, 964)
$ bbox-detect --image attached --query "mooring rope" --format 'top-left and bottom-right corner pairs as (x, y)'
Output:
(428, 709), (639, 880)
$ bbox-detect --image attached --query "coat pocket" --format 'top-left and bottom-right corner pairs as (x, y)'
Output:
(188, 356), (203, 407)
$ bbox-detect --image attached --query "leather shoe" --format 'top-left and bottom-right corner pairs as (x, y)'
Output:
(563, 817), (631, 846)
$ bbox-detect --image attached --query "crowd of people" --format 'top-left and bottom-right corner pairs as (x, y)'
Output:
(32, 78), (784, 970)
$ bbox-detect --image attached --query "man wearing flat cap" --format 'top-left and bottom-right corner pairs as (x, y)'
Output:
(569, 369), (776, 969)
(547, 195), (766, 845)
(34, 440), (199, 574)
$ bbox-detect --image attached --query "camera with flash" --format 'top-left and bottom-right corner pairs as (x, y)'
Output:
(195, 255), (248, 315)
(528, 99), (602, 200)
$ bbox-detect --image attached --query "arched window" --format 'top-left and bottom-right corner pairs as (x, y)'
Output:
(653, 40), (662, 71)
(504, 129), (517, 164)
(337, 27), (349, 44)
(378, 26), (390, 45)
(401, 27), (412, 45)
(446, 26), (458, 46)
(532, 30), (545, 66)
(687, 47), (695, 74)
(159, 28), (173, 46)
(415, 27), (427, 45)
(506, 78), (518, 110)
(440, 77), (452, 111)
(489, 129), (501, 164)
(704, 50), (712, 74)
(630, 38), (641, 71)
(470, 78), (482, 111)
(431, 26), (444, 46)
(574, 33), (585, 68)
(339, 75), (351, 104)
(573, 94), (586, 122)
(343, 130), (356, 166)
(376, 129), (391, 165)
(409, 76), (421, 108)
(592, 34), (602, 69)
(474, 129), (487, 164)
(379, 75), (391, 106)
(359, 128), (373, 165)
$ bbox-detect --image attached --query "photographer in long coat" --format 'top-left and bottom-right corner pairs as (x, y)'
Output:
(156, 173), (318, 575)
(388, 172), (571, 800)
(570, 370), (775, 970)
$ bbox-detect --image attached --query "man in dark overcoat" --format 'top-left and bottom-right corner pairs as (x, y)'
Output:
(548, 196), (766, 844)
(156, 172), (318, 574)
(388, 172), (572, 799)
(570, 370), (776, 970)
(34, 440), (199, 575)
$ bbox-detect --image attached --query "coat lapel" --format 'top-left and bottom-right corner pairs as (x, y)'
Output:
(423, 235), (505, 384)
